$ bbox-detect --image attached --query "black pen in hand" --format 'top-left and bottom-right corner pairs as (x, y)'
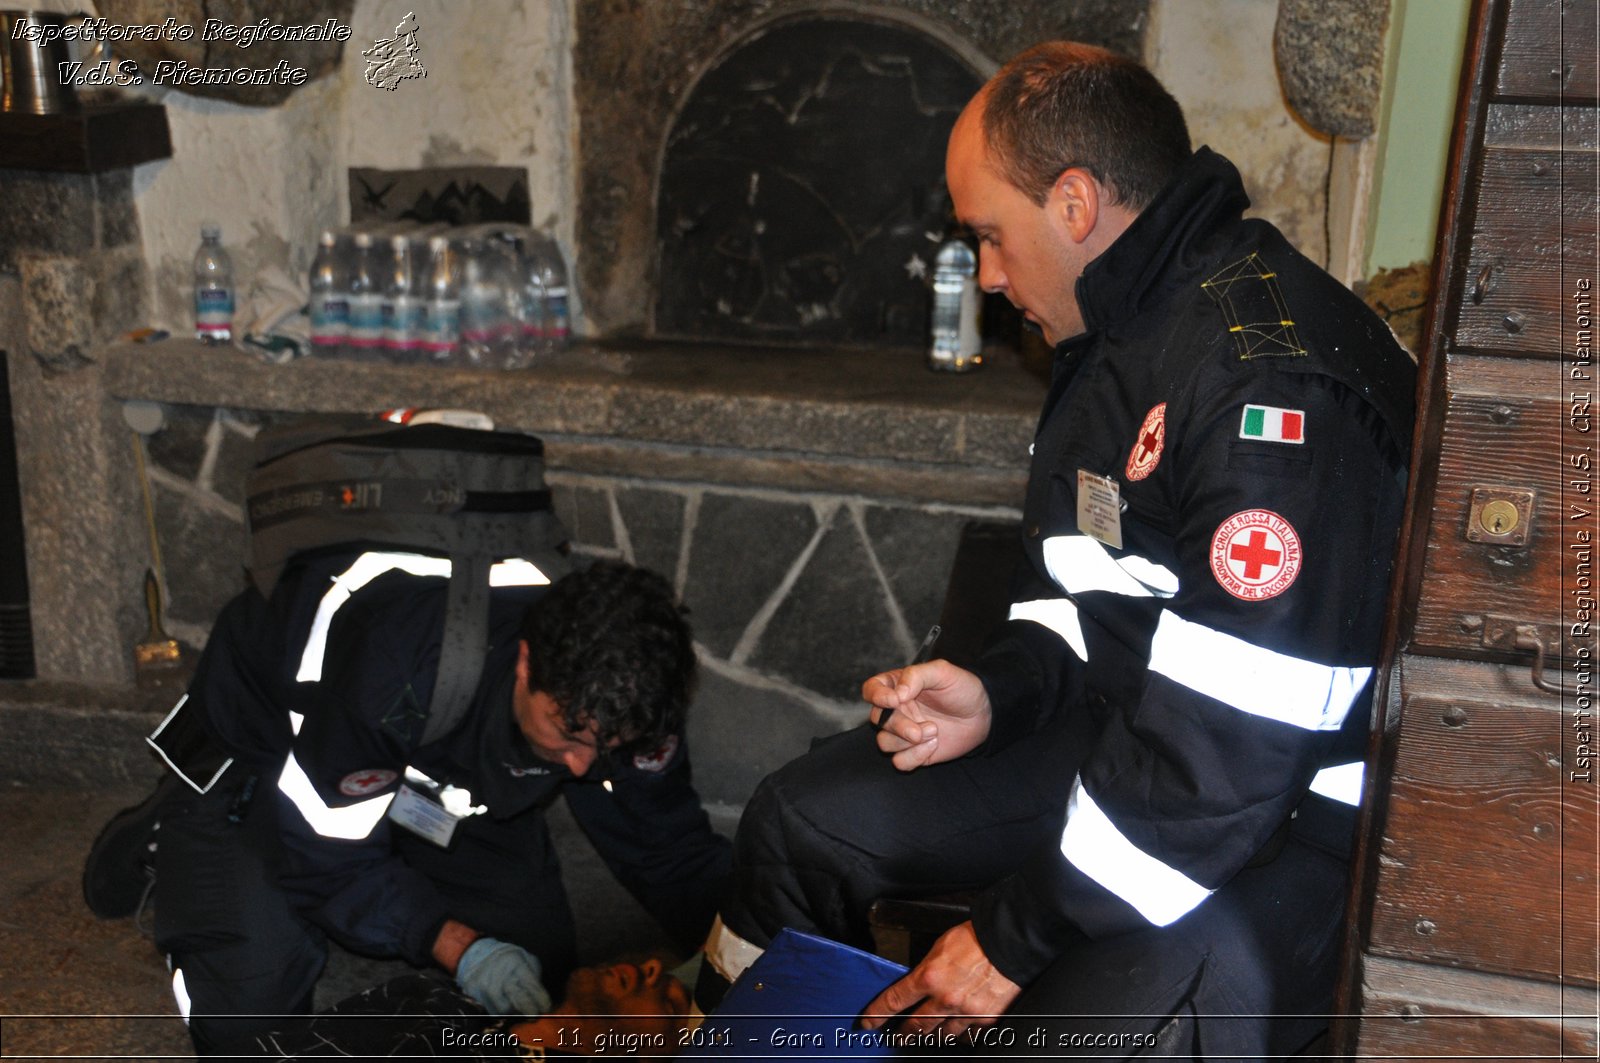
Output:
(873, 624), (941, 733)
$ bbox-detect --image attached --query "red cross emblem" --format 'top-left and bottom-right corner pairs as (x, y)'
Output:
(632, 735), (680, 774)
(1125, 403), (1166, 482)
(1209, 509), (1301, 600)
(339, 768), (398, 796)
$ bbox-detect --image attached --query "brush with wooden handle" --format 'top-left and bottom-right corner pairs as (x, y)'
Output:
(134, 568), (183, 685)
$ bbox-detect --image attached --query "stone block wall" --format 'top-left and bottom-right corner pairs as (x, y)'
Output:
(0, 170), (149, 369)
(137, 402), (1019, 810)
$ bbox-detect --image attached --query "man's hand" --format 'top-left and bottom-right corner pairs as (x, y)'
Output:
(863, 659), (992, 770)
(859, 921), (1020, 1037)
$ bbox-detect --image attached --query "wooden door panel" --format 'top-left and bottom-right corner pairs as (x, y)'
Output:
(1451, 105), (1597, 357)
(1357, 955), (1598, 1060)
(1497, 0), (1599, 103)
(1410, 355), (1572, 660)
(1368, 656), (1598, 985)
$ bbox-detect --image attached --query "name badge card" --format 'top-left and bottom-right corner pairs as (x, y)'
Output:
(1076, 469), (1123, 549)
(387, 784), (459, 848)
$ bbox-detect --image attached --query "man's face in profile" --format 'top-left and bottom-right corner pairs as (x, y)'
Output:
(509, 956), (691, 1052)
(564, 957), (690, 1021)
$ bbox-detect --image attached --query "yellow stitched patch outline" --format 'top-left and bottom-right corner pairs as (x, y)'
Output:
(1202, 253), (1307, 360)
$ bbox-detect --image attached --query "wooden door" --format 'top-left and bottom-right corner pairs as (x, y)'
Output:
(1338, 0), (1600, 1057)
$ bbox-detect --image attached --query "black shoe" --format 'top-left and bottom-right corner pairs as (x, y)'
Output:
(82, 774), (181, 919)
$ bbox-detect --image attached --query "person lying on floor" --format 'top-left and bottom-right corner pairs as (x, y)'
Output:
(252, 954), (692, 1059)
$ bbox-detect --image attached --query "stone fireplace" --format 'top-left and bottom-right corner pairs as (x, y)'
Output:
(0, 0), (1402, 813)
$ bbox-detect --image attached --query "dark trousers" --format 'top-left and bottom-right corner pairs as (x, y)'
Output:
(720, 725), (1351, 1060)
(153, 769), (576, 1057)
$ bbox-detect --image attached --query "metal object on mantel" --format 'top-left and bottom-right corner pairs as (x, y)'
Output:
(0, 10), (103, 114)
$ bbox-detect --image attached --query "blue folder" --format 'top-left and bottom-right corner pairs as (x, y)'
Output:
(683, 928), (909, 1058)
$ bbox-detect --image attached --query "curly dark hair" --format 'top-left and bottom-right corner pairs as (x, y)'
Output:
(520, 561), (696, 758)
(983, 41), (1190, 210)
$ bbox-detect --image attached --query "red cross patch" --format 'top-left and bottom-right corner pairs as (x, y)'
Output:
(339, 768), (398, 796)
(1209, 509), (1302, 601)
(632, 735), (679, 774)
(1125, 403), (1167, 482)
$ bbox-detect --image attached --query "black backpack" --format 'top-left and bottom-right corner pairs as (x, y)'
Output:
(244, 414), (572, 743)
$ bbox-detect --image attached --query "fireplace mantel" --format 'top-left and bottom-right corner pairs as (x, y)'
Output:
(103, 338), (1044, 506)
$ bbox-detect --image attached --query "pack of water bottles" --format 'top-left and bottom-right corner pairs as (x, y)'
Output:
(307, 222), (570, 369)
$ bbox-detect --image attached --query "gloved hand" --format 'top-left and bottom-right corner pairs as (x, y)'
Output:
(454, 937), (553, 1017)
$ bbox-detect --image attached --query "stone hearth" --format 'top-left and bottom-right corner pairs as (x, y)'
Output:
(2, 333), (1043, 811)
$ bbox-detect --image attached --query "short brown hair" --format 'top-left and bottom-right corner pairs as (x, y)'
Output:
(982, 41), (1190, 209)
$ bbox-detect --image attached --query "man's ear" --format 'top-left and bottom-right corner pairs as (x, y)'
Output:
(1051, 167), (1102, 244)
(640, 958), (663, 984)
(515, 640), (531, 685)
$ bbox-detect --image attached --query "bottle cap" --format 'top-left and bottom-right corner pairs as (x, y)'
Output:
(201, 222), (221, 239)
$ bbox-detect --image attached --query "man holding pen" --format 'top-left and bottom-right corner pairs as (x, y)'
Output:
(697, 39), (1412, 1057)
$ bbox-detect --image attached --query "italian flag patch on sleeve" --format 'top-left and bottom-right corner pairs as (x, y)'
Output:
(1239, 404), (1305, 444)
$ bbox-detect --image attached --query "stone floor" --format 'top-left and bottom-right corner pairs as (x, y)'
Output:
(0, 781), (711, 1062)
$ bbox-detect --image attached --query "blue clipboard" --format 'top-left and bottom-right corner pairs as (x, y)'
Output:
(683, 928), (909, 1058)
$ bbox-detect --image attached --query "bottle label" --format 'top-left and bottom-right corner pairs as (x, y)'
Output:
(544, 287), (570, 341)
(385, 296), (426, 350)
(347, 293), (385, 349)
(195, 288), (234, 335)
(461, 291), (501, 345)
(309, 294), (349, 345)
(422, 298), (461, 355)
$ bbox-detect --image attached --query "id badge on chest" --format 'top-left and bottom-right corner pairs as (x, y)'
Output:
(386, 784), (459, 848)
(1076, 468), (1124, 549)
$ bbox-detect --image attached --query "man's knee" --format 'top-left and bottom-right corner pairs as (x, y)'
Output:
(171, 931), (325, 1056)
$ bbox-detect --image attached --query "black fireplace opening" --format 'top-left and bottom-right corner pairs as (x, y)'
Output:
(655, 14), (990, 350)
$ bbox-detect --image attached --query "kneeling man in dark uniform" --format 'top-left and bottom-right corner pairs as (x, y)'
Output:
(91, 555), (729, 1057)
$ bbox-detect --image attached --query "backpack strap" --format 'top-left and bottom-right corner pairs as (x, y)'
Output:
(421, 552), (491, 746)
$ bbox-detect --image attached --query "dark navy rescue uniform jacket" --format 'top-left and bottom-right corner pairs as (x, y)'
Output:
(185, 549), (729, 967)
(969, 149), (1416, 985)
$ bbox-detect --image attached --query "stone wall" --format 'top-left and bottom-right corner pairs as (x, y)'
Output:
(0, 169), (148, 368)
(134, 399), (1017, 810)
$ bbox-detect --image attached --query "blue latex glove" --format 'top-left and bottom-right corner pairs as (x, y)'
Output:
(454, 937), (553, 1016)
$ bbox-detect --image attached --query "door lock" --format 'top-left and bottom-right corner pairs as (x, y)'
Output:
(1465, 486), (1534, 545)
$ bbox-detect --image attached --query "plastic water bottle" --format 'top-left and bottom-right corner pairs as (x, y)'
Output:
(307, 229), (347, 358)
(484, 227), (546, 369)
(534, 236), (570, 353)
(420, 235), (462, 365)
(459, 236), (517, 368)
(382, 233), (425, 363)
(516, 241), (548, 359)
(193, 223), (235, 345)
(928, 238), (982, 371)
(475, 224), (544, 367)
(484, 231), (525, 368)
(345, 231), (385, 360)
(344, 230), (387, 358)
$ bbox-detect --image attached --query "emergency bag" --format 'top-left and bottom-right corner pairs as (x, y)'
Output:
(244, 412), (572, 743)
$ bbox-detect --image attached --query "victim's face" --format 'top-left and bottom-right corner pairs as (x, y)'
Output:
(563, 958), (690, 1024)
